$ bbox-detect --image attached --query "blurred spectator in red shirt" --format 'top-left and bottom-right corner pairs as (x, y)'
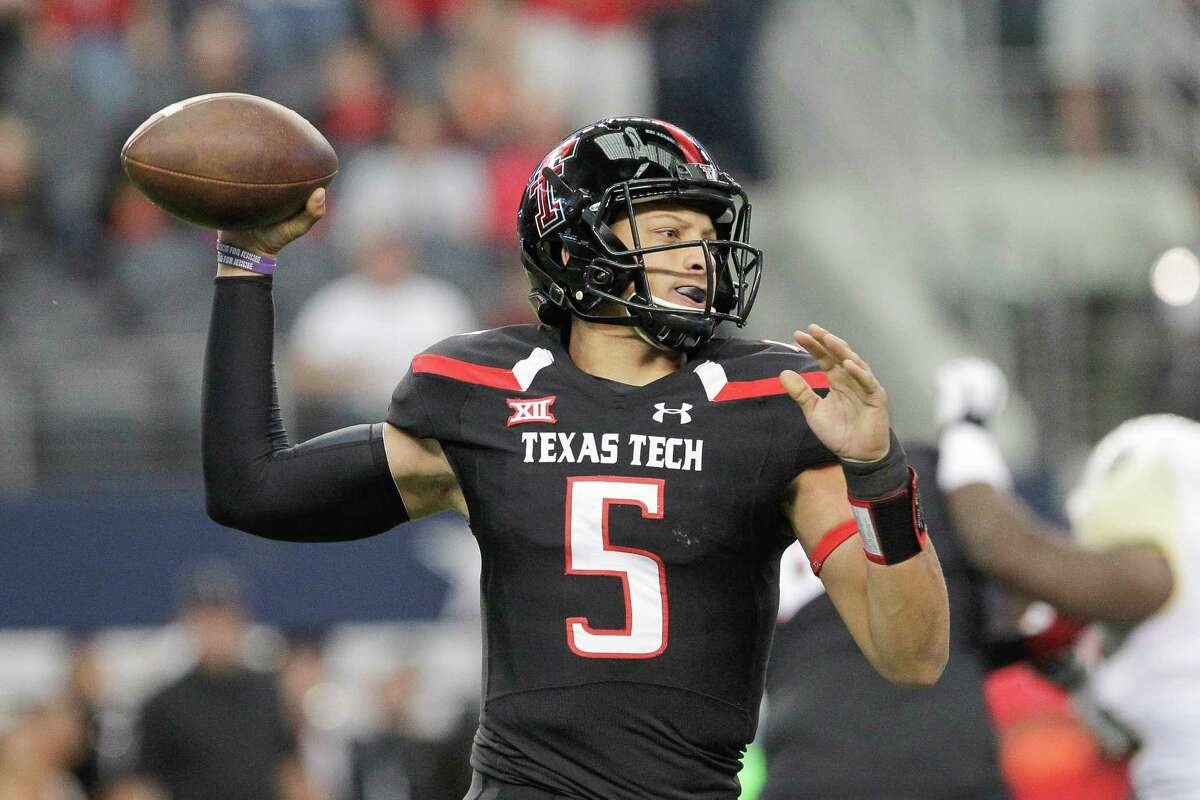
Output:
(478, 91), (564, 244)
(319, 39), (397, 150)
(38, 0), (131, 37)
(443, 49), (521, 149)
(522, 0), (658, 27)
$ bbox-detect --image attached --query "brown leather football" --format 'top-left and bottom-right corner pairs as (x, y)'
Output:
(121, 93), (339, 230)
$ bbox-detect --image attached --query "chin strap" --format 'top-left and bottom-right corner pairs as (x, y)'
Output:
(629, 295), (716, 352)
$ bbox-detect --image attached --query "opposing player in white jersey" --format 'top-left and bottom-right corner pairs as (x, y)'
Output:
(935, 358), (1194, 799)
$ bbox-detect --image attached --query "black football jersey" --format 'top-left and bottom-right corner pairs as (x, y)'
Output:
(388, 324), (836, 800)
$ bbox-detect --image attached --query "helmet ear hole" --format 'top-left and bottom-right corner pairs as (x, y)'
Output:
(585, 265), (614, 288)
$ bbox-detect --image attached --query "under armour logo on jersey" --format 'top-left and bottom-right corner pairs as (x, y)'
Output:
(507, 396), (557, 427)
(652, 402), (692, 424)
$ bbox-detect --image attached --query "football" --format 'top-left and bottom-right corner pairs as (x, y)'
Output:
(121, 93), (339, 230)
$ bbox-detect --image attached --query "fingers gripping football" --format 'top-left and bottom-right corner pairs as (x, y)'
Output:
(780, 324), (891, 462)
(219, 188), (327, 260)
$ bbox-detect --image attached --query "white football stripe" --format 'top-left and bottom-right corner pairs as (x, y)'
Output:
(693, 361), (728, 401)
(512, 347), (554, 391)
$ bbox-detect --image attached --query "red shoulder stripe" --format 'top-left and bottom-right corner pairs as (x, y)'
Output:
(712, 371), (829, 402)
(412, 354), (521, 390)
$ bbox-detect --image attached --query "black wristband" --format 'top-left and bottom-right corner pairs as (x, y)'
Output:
(840, 430), (908, 499)
(841, 431), (928, 566)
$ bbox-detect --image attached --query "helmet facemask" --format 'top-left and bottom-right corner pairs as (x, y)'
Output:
(525, 167), (764, 352)
(518, 118), (765, 351)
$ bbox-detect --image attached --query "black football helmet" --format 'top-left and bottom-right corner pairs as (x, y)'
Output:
(517, 117), (763, 351)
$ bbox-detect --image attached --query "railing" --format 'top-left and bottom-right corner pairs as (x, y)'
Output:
(0, 332), (209, 493)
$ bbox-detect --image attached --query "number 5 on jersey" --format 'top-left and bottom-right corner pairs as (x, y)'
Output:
(565, 477), (669, 659)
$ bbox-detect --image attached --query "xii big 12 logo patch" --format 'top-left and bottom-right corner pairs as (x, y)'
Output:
(507, 395), (557, 427)
(529, 139), (580, 236)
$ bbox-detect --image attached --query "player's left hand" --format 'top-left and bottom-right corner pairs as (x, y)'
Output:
(779, 324), (891, 462)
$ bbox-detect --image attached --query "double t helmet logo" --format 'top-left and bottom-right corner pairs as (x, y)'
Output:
(652, 403), (693, 424)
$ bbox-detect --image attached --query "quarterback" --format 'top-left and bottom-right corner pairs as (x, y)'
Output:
(203, 118), (949, 799)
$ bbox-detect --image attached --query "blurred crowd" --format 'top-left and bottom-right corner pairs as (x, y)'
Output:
(0, 564), (479, 800)
(0, 0), (1196, 466)
(0, 0), (778, 459)
(0, 0), (762, 342)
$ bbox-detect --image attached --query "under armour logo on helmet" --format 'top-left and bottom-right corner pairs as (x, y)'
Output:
(652, 402), (693, 424)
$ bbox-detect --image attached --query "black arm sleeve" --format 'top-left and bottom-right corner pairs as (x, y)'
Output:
(202, 276), (408, 541)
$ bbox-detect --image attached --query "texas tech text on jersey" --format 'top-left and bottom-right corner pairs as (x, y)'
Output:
(519, 430), (704, 471)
